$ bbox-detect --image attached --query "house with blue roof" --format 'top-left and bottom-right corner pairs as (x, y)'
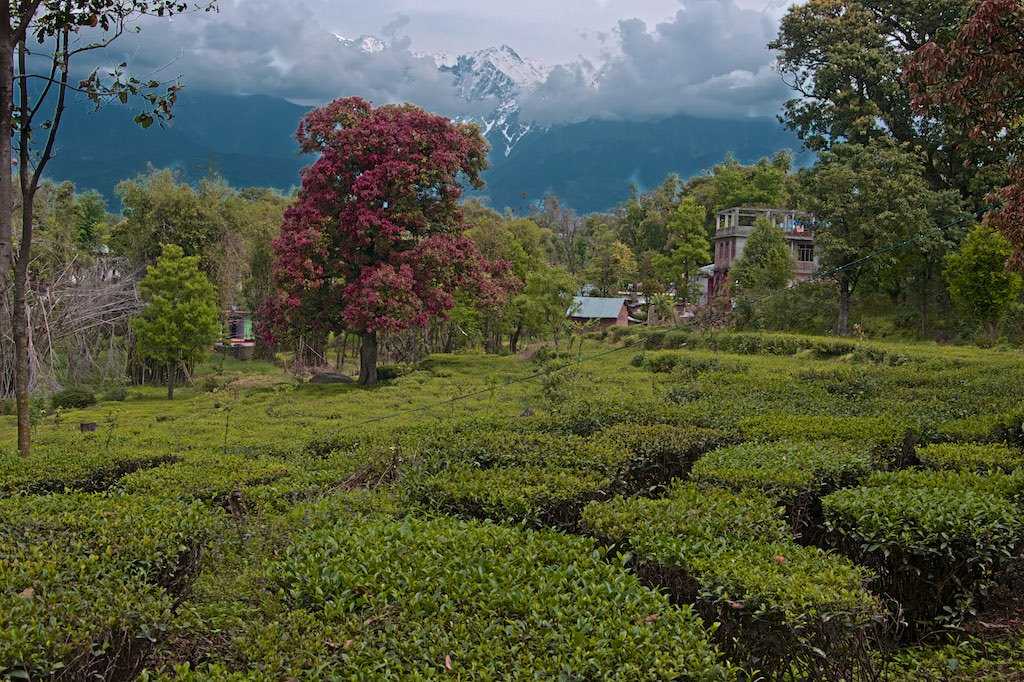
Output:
(567, 296), (631, 328)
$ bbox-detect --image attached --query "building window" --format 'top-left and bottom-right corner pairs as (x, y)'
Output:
(798, 243), (815, 262)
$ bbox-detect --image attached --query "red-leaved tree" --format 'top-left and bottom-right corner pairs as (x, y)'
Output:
(906, 0), (1024, 265)
(263, 97), (515, 385)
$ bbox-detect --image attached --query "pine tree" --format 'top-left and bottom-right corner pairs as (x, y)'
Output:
(133, 244), (221, 400)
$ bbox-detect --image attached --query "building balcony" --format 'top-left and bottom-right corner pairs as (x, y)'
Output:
(715, 206), (815, 238)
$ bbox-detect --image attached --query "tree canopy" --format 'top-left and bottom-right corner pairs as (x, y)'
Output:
(133, 244), (220, 400)
(265, 98), (513, 385)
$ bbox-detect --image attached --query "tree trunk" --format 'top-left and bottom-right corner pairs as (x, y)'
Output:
(0, 19), (13, 286)
(510, 321), (522, 354)
(167, 362), (175, 400)
(359, 331), (378, 386)
(837, 276), (852, 336)
(13, 270), (30, 455)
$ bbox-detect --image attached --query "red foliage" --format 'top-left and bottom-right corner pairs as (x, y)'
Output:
(262, 97), (515, 344)
(905, 0), (1024, 264)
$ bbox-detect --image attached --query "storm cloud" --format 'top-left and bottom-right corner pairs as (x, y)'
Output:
(88, 0), (788, 123)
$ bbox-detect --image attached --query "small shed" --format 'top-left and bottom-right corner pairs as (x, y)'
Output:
(567, 296), (630, 329)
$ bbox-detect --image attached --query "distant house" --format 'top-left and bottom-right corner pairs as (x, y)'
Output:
(709, 207), (817, 300)
(567, 296), (631, 328)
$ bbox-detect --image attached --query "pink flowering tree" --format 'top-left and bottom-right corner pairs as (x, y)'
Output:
(263, 97), (514, 385)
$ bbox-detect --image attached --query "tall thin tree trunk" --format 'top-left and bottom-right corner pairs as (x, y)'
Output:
(167, 362), (175, 400)
(0, 17), (13, 285)
(510, 321), (522, 354)
(13, 268), (29, 454)
(837, 276), (852, 336)
(359, 331), (378, 386)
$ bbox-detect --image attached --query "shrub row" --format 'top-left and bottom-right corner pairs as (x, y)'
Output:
(823, 476), (1023, 636)
(115, 453), (293, 508)
(593, 422), (730, 491)
(412, 465), (611, 528)
(859, 469), (1024, 503)
(739, 414), (915, 467)
(582, 483), (881, 680)
(180, 516), (734, 680)
(691, 440), (873, 538)
(0, 443), (178, 497)
(407, 421), (730, 526)
(636, 329), (911, 365)
(0, 493), (219, 680)
(917, 443), (1023, 473)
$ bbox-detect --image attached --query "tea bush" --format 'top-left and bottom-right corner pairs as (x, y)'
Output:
(582, 483), (880, 680)
(593, 423), (730, 490)
(411, 465), (610, 528)
(917, 443), (1024, 473)
(633, 329), (910, 365)
(0, 493), (219, 680)
(116, 453), (293, 506)
(858, 468), (1024, 503)
(0, 443), (177, 497)
(823, 482), (1023, 634)
(691, 440), (873, 536)
(227, 516), (734, 680)
(739, 414), (915, 466)
(405, 428), (625, 476)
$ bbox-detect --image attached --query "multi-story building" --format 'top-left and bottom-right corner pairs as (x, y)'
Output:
(708, 207), (817, 299)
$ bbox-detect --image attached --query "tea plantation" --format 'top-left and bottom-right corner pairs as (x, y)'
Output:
(3, 330), (1024, 680)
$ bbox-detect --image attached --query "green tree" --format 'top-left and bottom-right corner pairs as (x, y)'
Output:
(113, 170), (227, 274)
(730, 218), (794, 294)
(0, 1), (217, 456)
(585, 228), (637, 296)
(74, 191), (109, 249)
(663, 196), (710, 303)
(133, 244), (221, 400)
(800, 140), (959, 335)
(944, 224), (1024, 341)
(770, 0), (1003, 202)
(513, 266), (578, 350)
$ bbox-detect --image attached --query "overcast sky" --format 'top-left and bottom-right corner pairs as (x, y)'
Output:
(98, 0), (796, 123)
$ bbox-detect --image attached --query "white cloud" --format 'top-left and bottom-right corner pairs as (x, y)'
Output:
(85, 0), (788, 123)
(521, 0), (789, 122)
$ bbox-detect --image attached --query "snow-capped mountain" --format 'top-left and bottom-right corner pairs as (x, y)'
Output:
(335, 35), (551, 157)
(441, 45), (550, 156)
(334, 33), (387, 54)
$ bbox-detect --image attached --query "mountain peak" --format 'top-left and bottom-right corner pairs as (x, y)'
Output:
(334, 33), (387, 54)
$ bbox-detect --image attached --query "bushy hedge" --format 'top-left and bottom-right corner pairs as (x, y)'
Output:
(0, 444), (177, 497)
(411, 465), (610, 528)
(691, 440), (873, 537)
(50, 387), (97, 410)
(582, 483), (881, 680)
(858, 469), (1024, 503)
(739, 414), (915, 467)
(0, 493), (219, 680)
(917, 443), (1024, 473)
(537, 394), (696, 436)
(208, 516), (734, 680)
(633, 351), (746, 377)
(406, 428), (626, 476)
(823, 481), (1023, 635)
(593, 423), (730, 490)
(116, 453), (293, 507)
(633, 329), (911, 365)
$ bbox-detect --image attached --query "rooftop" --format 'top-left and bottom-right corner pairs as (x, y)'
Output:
(568, 296), (627, 319)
